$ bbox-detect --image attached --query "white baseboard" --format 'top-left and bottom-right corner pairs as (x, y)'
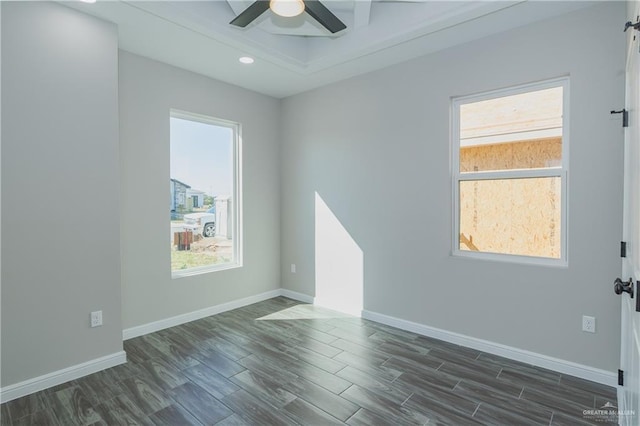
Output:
(124, 289), (617, 387)
(277, 292), (616, 386)
(280, 288), (315, 304)
(1, 289), (286, 404)
(122, 289), (282, 340)
(362, 309), (617, 387)
(0, 351), (126, 404)
(3, 290), (616, 405)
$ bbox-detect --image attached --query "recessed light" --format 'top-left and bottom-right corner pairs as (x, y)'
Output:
(80, 0), (97, 3)
(239, 56), (255, 65)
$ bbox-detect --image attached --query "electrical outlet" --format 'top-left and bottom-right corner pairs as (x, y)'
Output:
(90, 311), (103, 328)
(291, 264), (296, 273)
(582, 315), (596, 333)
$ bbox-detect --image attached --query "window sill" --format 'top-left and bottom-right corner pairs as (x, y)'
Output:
(172, 261), (242, 279)
(452, 249), (568, 268)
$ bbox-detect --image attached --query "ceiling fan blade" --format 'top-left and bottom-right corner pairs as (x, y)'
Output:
(230, 0), (270, 28)
(304, 0), (346, 34)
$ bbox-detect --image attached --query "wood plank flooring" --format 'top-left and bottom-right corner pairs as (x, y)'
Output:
(1, 297), (618, 425)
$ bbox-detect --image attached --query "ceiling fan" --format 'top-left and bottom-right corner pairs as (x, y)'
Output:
(230, 0), (347, 34)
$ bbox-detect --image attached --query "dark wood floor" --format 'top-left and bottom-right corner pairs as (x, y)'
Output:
(1, 297), (617, 425)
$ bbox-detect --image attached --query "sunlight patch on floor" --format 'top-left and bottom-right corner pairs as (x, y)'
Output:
(256, 304), (355, 321)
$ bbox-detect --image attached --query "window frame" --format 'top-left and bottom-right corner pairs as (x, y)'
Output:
(170, 109), (243, 278)
(451, 77), (569, 267)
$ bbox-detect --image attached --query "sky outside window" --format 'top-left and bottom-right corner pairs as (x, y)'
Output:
(170, 117), (232, 196)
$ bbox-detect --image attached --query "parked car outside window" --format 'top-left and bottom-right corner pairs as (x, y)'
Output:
(183, 206), (216, 237)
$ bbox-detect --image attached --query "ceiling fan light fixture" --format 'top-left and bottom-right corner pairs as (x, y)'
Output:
(270, 0), (305, 18)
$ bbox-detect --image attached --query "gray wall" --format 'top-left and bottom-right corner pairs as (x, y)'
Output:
(0, 0), (625, 390)
(1, 2), (121, 386)
(280, 2), (625, 371)
(119, 52), (281, 329)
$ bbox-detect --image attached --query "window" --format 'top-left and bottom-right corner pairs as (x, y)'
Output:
(452, 78), (568, 264)
(170, 110), (242, 277)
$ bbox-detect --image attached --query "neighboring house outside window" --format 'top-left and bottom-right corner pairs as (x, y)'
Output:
(170, 178), (191, 212)
(187, 189), (206, 208)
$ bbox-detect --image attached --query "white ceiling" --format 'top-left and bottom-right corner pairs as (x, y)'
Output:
(66, 1), (595, 98)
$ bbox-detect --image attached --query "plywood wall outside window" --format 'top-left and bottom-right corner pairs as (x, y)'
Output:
(454, 80), (566, 263)
(459, 138), (562, 172)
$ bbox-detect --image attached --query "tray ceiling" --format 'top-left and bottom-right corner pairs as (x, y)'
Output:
(66, 1), (594, 98)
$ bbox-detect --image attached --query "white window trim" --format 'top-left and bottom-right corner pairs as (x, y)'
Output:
(170, 109), (243, 278)
(451, 77), (569, 267)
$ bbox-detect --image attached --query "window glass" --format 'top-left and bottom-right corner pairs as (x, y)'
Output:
(170, 112), (241, 275)
(453, 79), (567, 263)
(459, 177), (561, 258)
(459, 87), (563, 172)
